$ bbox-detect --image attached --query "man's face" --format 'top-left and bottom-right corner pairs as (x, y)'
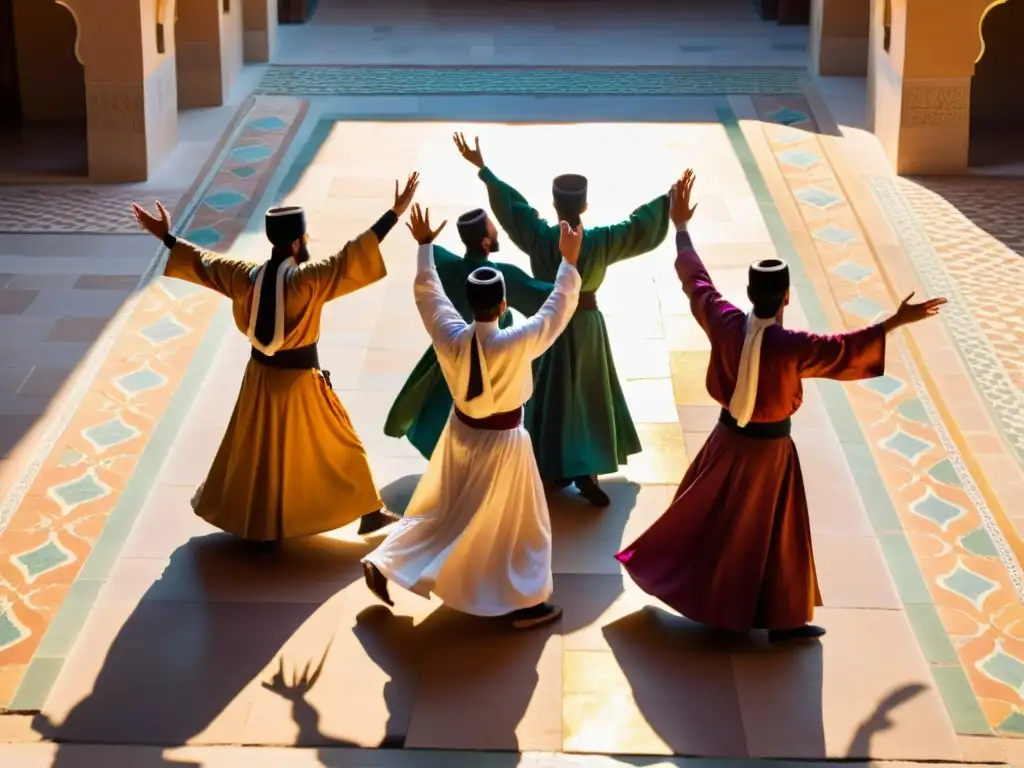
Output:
(293, 233), (311, 263)
(484, 217), (499, 253)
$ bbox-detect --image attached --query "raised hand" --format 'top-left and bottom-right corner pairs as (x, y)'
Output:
(392, 172), (420, 217)
(406, 203), (447, 245)
(453, 132), (485, 169)
(888, 291), (947, 330)
(669, 169), (698, 230)
(558, 221), (583, 267)
(132, 200), (172, 240)
(262, 650), (329, 702)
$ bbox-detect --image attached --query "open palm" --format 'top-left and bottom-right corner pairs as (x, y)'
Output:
(392, 172), (420, 217)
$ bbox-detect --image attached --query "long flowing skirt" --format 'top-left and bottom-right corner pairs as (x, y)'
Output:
(615, 423), (821, 631)
(192, 360), (383, 541)
(383, 349), (451, 461)
(526, 311), (641, 480)
(365, 411), (552, 616)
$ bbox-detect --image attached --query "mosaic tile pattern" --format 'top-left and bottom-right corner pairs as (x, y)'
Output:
(867, 176), (1024, 464)
(0, 96), (308, 711)
(0, 188), (185, 234)
(255, 65), (806, 96)
(751, 94), (1024, 735)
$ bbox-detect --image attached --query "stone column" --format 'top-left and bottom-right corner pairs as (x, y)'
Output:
(243, 0), (277, 63)
(867, 0), (993, 175)
(176, 0), (243, 108)
(810, 0), (870, 76)
(61, 0), (179, 182)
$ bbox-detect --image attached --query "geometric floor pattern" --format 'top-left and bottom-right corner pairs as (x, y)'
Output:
(2, 75), (1024, 764)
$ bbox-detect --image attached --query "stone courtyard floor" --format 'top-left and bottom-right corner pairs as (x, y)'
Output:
(3, 2), (1024, 767)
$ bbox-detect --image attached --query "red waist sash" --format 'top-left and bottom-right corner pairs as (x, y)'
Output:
(576, 291), (598, 312)
(454, 406), (523, 431)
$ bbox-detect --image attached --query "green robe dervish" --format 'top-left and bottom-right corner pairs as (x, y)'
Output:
(477, 166), (670, 480)
(383, 244), (554, 460)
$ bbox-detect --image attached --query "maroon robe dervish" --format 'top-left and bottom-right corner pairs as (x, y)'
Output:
(615, 229), (886, 632)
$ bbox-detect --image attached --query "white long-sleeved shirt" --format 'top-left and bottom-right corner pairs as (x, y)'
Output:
(413, 243), (581, 420)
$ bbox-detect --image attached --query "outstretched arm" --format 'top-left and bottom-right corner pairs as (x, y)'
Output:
(675, 227), (742, 337)
(507, 258), (581, 360)
(303, 208), (394, 302)
(600, 193), (671, 266)
(414, 243), (467, 358)
(162, 235), (255, 299)
(478, 167), (550, 261)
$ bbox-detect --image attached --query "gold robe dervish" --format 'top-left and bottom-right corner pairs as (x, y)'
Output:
(164, 230), (386, 540)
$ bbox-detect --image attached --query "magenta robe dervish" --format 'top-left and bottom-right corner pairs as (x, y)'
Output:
(615, 229), (886, 632)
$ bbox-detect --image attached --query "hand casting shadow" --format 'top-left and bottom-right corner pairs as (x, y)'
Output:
(348, 480), (640, 753)
(604, 609), (927, 759)
(33, 531), (373, 766)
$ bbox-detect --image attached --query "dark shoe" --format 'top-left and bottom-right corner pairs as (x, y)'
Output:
(509, 602), (562, 630)
(363, 561), (394, 607)
(574, 475), (611, 507)
(768, 624), (826, 643)
(358, 509), (397, 536)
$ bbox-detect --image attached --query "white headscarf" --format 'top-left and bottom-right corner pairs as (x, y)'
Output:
(727, 258), (789, 428)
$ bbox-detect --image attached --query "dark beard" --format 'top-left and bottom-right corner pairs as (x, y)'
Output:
(296, 243), (311, 263)
(488, 239), (500, 253)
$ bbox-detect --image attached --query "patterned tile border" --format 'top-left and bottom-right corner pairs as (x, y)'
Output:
(255, 65), (806, 96)
(868, 176), (1024, 466)
(0, 96), (309, 712)
(0, 187), (186, 234)
(729, 96), (1024, 735)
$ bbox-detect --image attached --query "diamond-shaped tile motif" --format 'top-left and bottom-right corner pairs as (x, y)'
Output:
(960, 526), (999, 557)
(910, 487), (966, 530)
(230, 145), (274, 163)
(794, 187), (842, 210)
(812, 224), (857, 246)
(880, 427), (933, 464)
(155, 277), (203, 300)
(938, 560), (1000, 609)
(861, 374), (905, 401)
(249, 116), (288, 132)
(13, 538), (74, 582)
(897, 397), (929, 424)
(998, 711), (1024, 734)
(49, 472), (110, 512)
(230, 165), (258, 179)
(83, 418), (140, 450)
(979, 641), (1024, 695)
(832, 260), (875, 284)
(765, 106), (810, 125)
(203, 191), (248, 212)
(0, 606), (28, 652)
(116, 366), (168, 395)
(773, 128), (810, 146)
(139, 315), (187, 345)
(184, 227), (224, 248)
(842, 296), (886, 321)
(928, 459), (962, 487)
(777, 149), (820, 169)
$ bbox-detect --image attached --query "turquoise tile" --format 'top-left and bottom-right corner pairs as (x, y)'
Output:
(203, 190), (248, 212)
(928, 459), (962, 487)
(896, 397), (929, 424)
(937, 561), (1000, 609)
(11, 657), (65, 711)
(0, 606), (29, 651)
(959, 526), (998, 557)
(812, 224), (857, 246)
(184, 226), (224, 248)
(249, 116), (288, 132)
(12, 539), (74, 580)
(978, 643), (1024, 692)
(34, 579), (103, 659)
(832, 260), (874, 284)
(230, 144), (274, 164)
(910, 488), (967, 531)
(793, 187), (842, 210)
(998, 711), (1024, 735)
(51, 473), (108, 509)
(777, 148), (820, 169)
(860, 374), (905, 402)
(904, 604), (958, 665)
(230, 165), (257, 178)
(117, 365), (168, 393)
(138, 316), (188, 346)
(765, 106), (810, 125)
(931, 665), (992, 735)
(83, 418), (138, 449)
(841, 296), (885, 321)
(878, 532), (932, 604)
(880, 427), (932, 463)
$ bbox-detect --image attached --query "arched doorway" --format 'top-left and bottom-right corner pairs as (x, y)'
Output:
(0, 0), (88, 178)
(969, 0), (1024, 168)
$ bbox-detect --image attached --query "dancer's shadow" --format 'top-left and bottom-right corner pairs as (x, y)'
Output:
(379, 474), (422, 518)
(604, 607), (928, 759)
(33, 531), (373, 766)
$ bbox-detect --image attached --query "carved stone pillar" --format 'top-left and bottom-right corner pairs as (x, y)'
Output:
(176, 0), (244, 108)
(810, 0), (869, 76)
(61, 0), (179, 182)
(868, 0), (994, 174)
(243, 0), (277, 62)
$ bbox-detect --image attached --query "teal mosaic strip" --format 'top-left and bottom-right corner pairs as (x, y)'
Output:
(716, 106), (989, 735)
(256, 66), (806, 96)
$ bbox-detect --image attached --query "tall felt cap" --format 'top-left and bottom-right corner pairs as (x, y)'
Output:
(265, 206), (306, 248)
(457, 208), (488, 243)
(466, 265), (506, 312)
(552, 174), (588, 206)
(748, 258), (790, 298)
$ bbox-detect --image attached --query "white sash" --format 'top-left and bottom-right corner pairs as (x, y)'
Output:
(727, 313), (776, 428)
(246, 257), (296, 355)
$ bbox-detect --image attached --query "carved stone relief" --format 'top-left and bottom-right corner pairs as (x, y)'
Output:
(901, 79), (970, 127)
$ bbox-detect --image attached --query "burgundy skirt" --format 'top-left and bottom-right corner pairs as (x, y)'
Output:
(616, 420), (821, 632)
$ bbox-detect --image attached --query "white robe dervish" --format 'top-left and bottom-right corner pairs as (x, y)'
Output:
(363, 242), (581, 615)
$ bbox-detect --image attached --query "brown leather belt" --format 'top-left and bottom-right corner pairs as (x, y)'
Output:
(718, 408), (791, 439)
(577, 291), (598, 312)
(454, 406), (523, 431)
(250, 343), (333, 389)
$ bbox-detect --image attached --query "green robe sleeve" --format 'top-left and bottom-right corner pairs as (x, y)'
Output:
(593, 194), (670, 266)
(478, 166), (556, 267)
(497, 262), (554, 317)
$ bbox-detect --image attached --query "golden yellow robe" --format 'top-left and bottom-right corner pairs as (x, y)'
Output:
(164, 230), (387, 541)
